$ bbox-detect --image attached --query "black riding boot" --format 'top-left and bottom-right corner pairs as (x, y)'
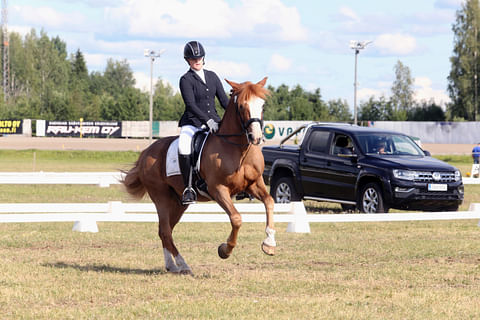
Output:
(178, 154), (197, 205)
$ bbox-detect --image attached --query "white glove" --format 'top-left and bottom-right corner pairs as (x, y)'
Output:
(206, 119), (219, 133)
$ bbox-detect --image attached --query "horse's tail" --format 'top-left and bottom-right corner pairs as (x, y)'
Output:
(121, 162), (146, 199)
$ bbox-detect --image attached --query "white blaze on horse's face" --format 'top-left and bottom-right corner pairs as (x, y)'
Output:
(246, 96), (265, 145)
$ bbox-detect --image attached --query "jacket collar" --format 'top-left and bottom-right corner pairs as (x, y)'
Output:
(189, 68), (207, 85)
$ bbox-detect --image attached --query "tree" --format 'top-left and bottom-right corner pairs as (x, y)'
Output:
(448, 0), (480, 120)
(407, 100), (446, 121)
(390, 60), (414, 117)
(358, 96), (393, 121)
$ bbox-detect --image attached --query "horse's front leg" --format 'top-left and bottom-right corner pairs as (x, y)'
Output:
(247, 178), (276, 256)
(212, 186), (242, 259)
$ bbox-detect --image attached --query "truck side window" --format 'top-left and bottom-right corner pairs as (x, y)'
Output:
(333, 135), (354, 156)
(307, 130), (329, 154)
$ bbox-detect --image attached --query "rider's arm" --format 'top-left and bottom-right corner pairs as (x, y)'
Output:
(213, 73), (229, 109)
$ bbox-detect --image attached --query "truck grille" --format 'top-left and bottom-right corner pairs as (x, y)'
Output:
(415, 171), (456, 183)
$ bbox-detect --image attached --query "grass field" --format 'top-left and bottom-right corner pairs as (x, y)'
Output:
(0, 150), (480, 319)
(1, 220), (479, 319)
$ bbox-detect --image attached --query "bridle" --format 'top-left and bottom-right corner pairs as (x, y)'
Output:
(214, 92), (264, 146)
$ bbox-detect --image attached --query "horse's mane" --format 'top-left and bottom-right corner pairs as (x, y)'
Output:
(235, 81), (270, 104)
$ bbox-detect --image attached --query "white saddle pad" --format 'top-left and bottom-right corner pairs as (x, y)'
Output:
(165, 135), (209, 177)
(166, 139), (181, 177)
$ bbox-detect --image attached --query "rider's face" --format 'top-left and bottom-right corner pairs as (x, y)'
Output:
(188, 57), (204, 71)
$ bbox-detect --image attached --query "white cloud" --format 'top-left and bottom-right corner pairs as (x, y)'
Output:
(134, 73), (177, 93)
(104, 0), (308, 42)
(358, 87), (387, 102)
(414, 76), (450, 106)
(134, 72), (153, 92)
(84, 53), (115, 71)
(205, 60), (252, 80)
(338, 6), (360, 23)
(374, 33), (417, 55)
(13, 5), (87, 31)
(268, 54), (292, 72)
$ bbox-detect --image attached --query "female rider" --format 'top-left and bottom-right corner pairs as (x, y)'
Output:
(178, 41), (229, 205)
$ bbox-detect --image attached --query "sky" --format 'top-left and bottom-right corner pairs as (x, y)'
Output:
(7, 0), (465, 112)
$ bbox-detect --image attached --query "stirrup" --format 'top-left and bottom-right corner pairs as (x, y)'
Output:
(182, 187), (197, 205)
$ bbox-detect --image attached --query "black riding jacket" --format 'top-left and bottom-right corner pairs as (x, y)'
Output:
(179, 68), (229, 128)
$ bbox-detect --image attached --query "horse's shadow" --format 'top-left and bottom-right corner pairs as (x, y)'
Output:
(43, 262), (166, 275)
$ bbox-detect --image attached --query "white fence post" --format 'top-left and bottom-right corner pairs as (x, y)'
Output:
(108, 201), (125, 215)
(469, 202), (480, 227)
(286, 202), (310, 233)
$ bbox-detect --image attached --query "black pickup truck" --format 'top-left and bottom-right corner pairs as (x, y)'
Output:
(262, 123), (464, 213)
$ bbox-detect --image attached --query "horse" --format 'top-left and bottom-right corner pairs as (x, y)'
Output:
(122, 77), (276, 275)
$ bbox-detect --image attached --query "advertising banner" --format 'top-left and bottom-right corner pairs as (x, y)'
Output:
(45, 121), (122, 137)
(0, 120), (23, 134)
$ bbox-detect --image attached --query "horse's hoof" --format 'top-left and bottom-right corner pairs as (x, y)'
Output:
(261, 242), (275, 256)
(179, 269), (194, 276)
(218, 243), (230, 259)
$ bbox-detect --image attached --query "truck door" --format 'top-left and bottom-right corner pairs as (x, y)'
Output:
(299, 129), (331, 197)
(322, 133), (359, 200)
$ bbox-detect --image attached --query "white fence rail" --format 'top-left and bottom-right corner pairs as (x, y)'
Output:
(1, 172), (479, 187)
(0, 201), (311, 233)
(0, 172), (125, 187)
(1, 201), (480, 233)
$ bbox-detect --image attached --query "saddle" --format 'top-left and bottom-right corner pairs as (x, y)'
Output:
(166, 130), (252, 201)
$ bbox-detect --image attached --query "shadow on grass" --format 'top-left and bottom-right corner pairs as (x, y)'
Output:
(42, 262), (166, 275)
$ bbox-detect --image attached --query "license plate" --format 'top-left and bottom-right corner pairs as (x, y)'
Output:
(428, 184), (447, 191)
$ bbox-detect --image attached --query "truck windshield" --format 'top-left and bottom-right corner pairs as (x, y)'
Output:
(356, 133), (425, 156)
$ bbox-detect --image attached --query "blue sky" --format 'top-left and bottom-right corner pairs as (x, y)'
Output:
(8, 0), (463, 111)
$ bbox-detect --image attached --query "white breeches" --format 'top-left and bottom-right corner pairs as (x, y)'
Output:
(179, 125), (201, 155)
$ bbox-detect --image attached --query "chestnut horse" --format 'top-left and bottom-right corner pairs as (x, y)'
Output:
(122, 77), (276, 275)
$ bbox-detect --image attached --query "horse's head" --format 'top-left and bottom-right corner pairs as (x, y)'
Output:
(225, 77), (269, 145)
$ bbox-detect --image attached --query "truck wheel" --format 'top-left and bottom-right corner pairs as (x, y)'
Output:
(271, 177), (300, 203)
(358, 182), (389, 213)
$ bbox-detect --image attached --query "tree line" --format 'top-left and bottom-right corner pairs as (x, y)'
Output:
(0, 0), (479, 124)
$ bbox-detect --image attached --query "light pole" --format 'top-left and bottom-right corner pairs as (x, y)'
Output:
(144, 49), (165, 143)
(350, 40), (372, 125)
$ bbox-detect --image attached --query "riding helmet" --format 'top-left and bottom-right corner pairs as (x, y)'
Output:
(184, 41), (205, 60)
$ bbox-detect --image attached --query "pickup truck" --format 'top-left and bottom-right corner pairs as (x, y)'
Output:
(262, 123), (464, 213)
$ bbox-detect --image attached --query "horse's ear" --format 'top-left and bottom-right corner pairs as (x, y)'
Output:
(225, 78), (241, 91)
(257, 77), (268, 87)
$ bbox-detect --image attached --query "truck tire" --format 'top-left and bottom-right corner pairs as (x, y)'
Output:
(271, 176), (300, 203)
(358, 182), (389, 213)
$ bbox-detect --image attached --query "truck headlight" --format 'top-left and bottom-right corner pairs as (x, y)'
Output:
(455, 170), (461, 182)
(392, 169), (417, 180)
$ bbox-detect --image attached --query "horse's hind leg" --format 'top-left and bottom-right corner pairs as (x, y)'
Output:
(148, 186), (192, 275)
(247, 178), (276, 256)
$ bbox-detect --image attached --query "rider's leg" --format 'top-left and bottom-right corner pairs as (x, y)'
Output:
(178, 125), (198, 205)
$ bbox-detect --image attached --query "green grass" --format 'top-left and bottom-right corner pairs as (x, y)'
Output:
(0, 221), (479, 319)
(1, 150), (480, 318)
(435, 155), (474, 176)
(0, 149), (139, 172)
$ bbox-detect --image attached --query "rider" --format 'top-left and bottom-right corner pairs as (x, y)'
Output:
(178, 40), (229, 205)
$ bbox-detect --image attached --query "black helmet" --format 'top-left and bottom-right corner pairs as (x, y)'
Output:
(184, 41), (205, 60)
